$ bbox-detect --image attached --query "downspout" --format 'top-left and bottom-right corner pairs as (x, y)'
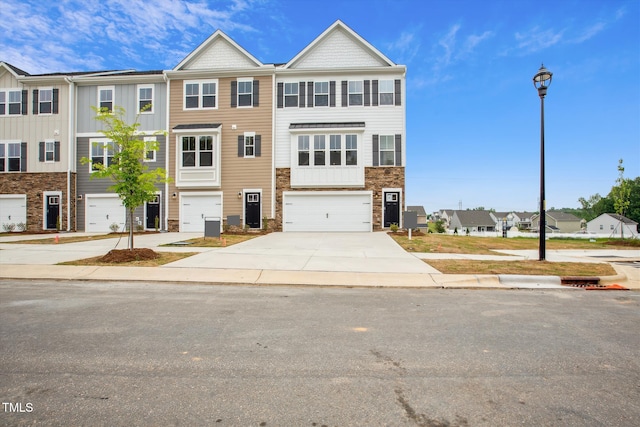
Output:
(163, 71), (170, 231)
(65, 76), (75, 231)
(271, 69), (276, 221)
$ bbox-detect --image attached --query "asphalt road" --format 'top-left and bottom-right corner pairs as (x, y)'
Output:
(1, 280), (639, 426)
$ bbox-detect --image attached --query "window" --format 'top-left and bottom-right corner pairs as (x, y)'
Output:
(45, 140), (55, 162)
(181, 135), (214, 168)
(238, 79), (253, 107)
(348, 81), (363, 106)
(599, 225), (603, 230)
(0, 142), (21, 172)
(0, 90), (23, 116)
(379, 135), (395, 166)
(138, 85), (154, 113)
(144, 137), (156, 162)
(298, 135), (309, 166)
(98, 86), (114, 113)
(39, 89), (53, 114)
(379, 80), (394, 105)
(284, 83), (298, 107)
(90, 140), (115, 172)
(315, 82), (329, 107)
(610, 224), (614, 230)
(314, 135), (326, 166)
(330, 135), (341, 166)
(184, 80), (217, 109)
(244, 135), (255, 157)
(346, 135), (357, 165)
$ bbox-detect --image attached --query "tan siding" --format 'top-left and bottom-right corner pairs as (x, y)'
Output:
(168, 75), (273, 224)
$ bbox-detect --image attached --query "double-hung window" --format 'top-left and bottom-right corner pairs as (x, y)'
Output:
(0, 90), (22, 115)
(379, 80), (394, 105)
(298, 136), (309, 166)
(314, 135), (326, 166)
(138, 85), (154, 113)
(184, 80), (217, 109)
(90, 140), (115, 172)
(244, 134), (255, 157)
(348, 81), (363, 106)
(379, 135), (395, 166)
(45, 140), (55, 162)
(314, 82), (329, 106)
(345, 135), (357, 165)
(181, 136), (213, 168)
(237, 79), (253, 107)
(98, 86), (114, 113)
(284, 83), (298, 107)
(39, 89), (53, 114)
(329, 135), (341, 165)
(0, 142), (21, 172)
(144, 136), (156, 162)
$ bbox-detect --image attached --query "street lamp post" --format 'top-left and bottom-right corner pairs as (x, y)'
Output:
(533, 64), (552, 261)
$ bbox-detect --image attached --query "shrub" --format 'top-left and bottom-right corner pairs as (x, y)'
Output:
(390, 223), (399, 232)
(16, 222), (26, 232)
(2, 223), (16, 232)
(109, 223), (120, 233)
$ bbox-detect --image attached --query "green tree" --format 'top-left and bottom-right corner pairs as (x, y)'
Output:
(81, 106), (170, 250)
(611, 159), (631, 238)
(577, 193), (602, 221)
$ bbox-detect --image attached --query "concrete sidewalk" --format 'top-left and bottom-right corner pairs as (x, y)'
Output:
(0, 232), (638, 289)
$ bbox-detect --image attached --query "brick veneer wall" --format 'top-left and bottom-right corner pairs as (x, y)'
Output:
(275, 167), (405, 231)
(0, 172), (76, 232)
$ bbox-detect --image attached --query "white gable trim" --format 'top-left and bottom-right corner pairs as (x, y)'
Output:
(174, 30), (263, 71)
(285, 20), (397, 69)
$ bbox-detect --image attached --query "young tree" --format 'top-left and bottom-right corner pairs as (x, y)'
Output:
(611, 159), (631, 238)
(81, 106), (170, 250)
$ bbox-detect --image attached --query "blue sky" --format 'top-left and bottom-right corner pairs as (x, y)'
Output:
(2, 0), (638, 214)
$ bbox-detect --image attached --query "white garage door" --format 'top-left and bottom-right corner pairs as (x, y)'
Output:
(0, 195), (27, 230)
(180, 193), (222, 232)
(86, 195), (126, 232)
(283, 192), (372, 232)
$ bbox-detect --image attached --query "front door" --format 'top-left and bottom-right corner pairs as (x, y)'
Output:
(245, 192), (261, 229)
(46, 195), (60, 230)
(383, 191), (400, 228)
(146, 195), (160, 230)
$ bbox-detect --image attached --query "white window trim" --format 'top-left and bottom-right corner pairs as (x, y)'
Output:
(295, 133), (361, 168)
(379, 80), (395, 106)
(237, 77), (253, 108)
(314, 81), (329, 107)
(0, 89), (22, 116)
(183, 79), (218, 110)
(144, 136), (156, 162)
(0, 140), (21, 172)
(348, 81), (363, 106)
(38, 87), (54, 115)
(137, 84), (154, 114)
(179, 135), (216, 169)
(244, 131), (256, 158)
(44, 138), (55, 163)
(97, 86), (114, 113)
(243, 188), (262, 229)
(284, 82), (298, 108)
(379, 135), (396, 166)
(42, 190), (62, 231)
(89, 138), (114, 173)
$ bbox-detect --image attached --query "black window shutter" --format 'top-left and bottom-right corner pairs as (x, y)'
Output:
(54, 141), (61, 161)
(299, 82), (305, 108)
(255, 135), (261, 157)
(39, 141), (45, 161)
(372, 80), (379, 106)
(53, 88), (59, 114)
(253, 80), (259, 107)
(307, 82), (313, 108)
(329, 81), (336, 107)
(364, 80), (370, 106)
(277, 82), (283, 108)
(231, 81), (237, 108)
(372, 135), (379, 167)
(20, 142), (27, 171)
(395, 134), (402, 166)
(33, 90), (39, 115)
(341, 81), (347, 107)
(21, 90), (28, 115)
(237, 135), (244, 157)
(395, 79), (402, 106)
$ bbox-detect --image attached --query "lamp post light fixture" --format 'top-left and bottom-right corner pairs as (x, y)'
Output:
(533, 64), (552, 261)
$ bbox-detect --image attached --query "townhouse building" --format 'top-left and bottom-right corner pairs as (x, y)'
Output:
(274, 20), (406, 231)
(0, 62), (76, 232)
(72, 70), (169, 232)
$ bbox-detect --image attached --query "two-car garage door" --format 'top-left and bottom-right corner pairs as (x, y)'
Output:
(283, 191), (372, 232)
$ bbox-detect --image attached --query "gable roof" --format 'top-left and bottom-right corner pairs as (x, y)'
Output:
(407, 206), (427, 216)
(174, 30), (265, 71)
(452, 210), (496, 227)
(599, 213), (638, 225)
(0, 62), (29, 77)
(546, 210), (582, 222)
(285, 20), (399, 69)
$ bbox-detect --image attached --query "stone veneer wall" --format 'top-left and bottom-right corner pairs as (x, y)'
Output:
(275, 167), (405, 231)
(0, 172), (76, 232)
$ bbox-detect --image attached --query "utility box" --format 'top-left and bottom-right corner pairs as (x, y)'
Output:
(227, 215), (241, 227)
(403, 211), (418, 230)
(204, 217), (221, 238)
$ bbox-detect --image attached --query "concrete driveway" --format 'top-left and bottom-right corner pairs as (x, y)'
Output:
(164, 232), (440, 274)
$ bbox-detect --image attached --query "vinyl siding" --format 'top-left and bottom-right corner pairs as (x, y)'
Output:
(167, 75), (273, 223)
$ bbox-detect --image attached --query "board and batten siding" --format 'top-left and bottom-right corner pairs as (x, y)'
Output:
(167, 75), (273, 223)
(274, 74), (405, 168)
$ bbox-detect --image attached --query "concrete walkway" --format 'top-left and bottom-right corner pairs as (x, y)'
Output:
(0, 232), (638, 289)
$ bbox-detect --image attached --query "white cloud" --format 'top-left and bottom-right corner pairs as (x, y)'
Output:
(385, 27), (422, 64)
(514, 26), (564, 54)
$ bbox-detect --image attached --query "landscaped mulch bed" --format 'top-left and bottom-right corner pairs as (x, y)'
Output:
(98, 248), (160, 263)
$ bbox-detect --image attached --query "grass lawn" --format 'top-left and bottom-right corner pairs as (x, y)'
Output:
(162, 234), (260, 247)
(425, 259), (617, 276)
(5, 234), (119, 244)
(59, 251), (198, 267)
(391, 233), (636, 255)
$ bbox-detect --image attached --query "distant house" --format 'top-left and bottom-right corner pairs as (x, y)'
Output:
(587, 213), (638, 238)
(449, 210), (496, 232)
(407, 205), (427, 226)
(531, 210), (584, 233)
(438, 209), (454, 227)
(490, 212), (513, 228)
(512, 211), (535, 230)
